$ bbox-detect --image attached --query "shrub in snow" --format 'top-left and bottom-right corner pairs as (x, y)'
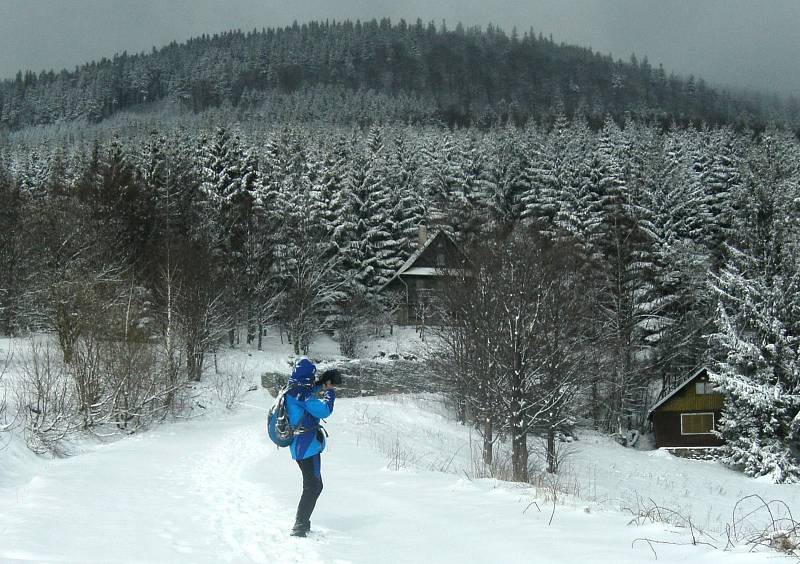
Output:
(14, 339), (76, 455)
(0, 349), (10, 443)
(729, 495), (800, 556)
(210, 361), (251, 409)
(380, 434), (422, 471)
(334, 292), (378, 358)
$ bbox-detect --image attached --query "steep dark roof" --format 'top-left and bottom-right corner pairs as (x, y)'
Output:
(379, 230), (458, 292)
(647, 366), (709, 417)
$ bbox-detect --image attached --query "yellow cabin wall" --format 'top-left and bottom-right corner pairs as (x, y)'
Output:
(659, 373), (723, 412)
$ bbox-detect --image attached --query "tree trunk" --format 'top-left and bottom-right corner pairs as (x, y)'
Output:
(257, 322), (263, 350)
(247, 302), (255, 345)
(456, 395), (466, 425)
(510, 388), (528, 481)
(187, 348), (203, 382)
(512, 427), (528, 482)
(483, 416), (493, 466)
(547, 427), (557, 474)
(196, 349), (205, 377)
(186, 342), (198, 381)
(478, 377), (493, 465)
(511, 350), (528, 482)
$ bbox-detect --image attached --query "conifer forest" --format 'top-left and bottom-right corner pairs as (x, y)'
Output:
(2, 20), (800, 482)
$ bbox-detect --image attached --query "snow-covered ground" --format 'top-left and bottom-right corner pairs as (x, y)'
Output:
(0, 332), (798, 563)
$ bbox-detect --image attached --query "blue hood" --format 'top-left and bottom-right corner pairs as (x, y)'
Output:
(289, 357), (316, 386)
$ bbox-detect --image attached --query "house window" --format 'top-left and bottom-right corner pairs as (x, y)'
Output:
(436, 253), (446, 267)
(680, 412), (715, 435)
(695, 381), (714, 395)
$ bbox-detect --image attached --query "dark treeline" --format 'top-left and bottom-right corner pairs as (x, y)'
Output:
(2, 116), (800, 479)
(2, 18), (799, 132)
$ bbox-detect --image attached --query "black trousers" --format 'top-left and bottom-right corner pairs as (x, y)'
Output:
(295, 454), (323, 526)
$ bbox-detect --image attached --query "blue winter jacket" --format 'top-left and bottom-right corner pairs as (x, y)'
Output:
(285, 358), (336, 461)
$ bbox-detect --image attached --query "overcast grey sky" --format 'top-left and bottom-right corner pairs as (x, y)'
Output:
(0, 0), (798, 96)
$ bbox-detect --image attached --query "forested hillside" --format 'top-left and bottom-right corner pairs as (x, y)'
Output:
(2, 19), (800, 484)
(1, 19), (798, 131)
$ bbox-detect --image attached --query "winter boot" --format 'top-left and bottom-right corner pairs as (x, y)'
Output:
(290, 519), (310, 537)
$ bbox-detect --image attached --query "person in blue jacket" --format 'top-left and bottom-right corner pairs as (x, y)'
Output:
(285, 357), (336, 537)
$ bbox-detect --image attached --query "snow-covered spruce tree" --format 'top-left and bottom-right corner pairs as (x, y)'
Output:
(337, 127), (396, 296)
(341, 146), (374, 294)
(454, 134), (495, 242)
(709, 130), (800, 483)
(634, 132), (712, 394)
(386, 131), (425, 259)
(520, 112), (571, 234)
(362, 126), (402, 290)
(308, 136), (351, 258)
(230, 146), (263, 345)
(557, 118), (648, 433)
(552, 119), (602, 260)
(710, 246), (800, 482)
(310, 136), (385, 343)
(78, 137), (156, 274)
(257, 127), (304, 333)
(265, 129), (348, 352)
(419, 132), (467, 235)
(479, 125), (528, 229)
(198, 127), (263, 346)
(699, 127), (742, 264)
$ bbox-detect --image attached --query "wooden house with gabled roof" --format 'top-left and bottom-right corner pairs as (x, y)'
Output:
(648, 366), (725, 448)
(380, 225), (464, 326)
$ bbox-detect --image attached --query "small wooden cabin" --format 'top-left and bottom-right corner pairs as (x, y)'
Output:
(648, 367), (724, 448)
(380, 227), (463, 326)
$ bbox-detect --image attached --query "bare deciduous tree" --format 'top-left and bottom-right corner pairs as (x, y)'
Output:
(48, 260), (125, 428)
(435, 246), (504, 466)
(437, 226), (593, 481)
(160, 241), (227, 383)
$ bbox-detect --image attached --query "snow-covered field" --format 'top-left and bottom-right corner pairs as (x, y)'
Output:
(1, 332), (798, 563)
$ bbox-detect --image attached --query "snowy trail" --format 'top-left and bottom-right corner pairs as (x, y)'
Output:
(0, 389), (792, 563)
(0, 394), (323, 564)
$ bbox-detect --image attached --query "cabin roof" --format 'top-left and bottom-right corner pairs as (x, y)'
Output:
(647, 366), (709, 417)
(379, 230), (458, 291)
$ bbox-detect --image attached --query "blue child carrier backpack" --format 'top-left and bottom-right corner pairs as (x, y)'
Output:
(267, 387), (295, 448)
